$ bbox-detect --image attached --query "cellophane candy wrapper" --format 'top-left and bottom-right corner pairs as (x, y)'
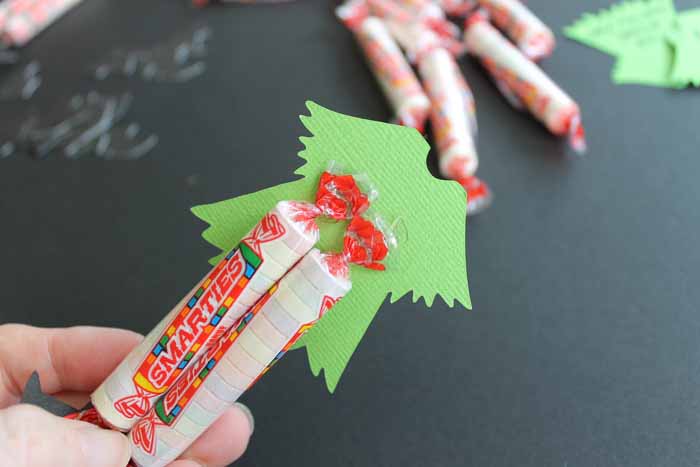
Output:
(464, 11), (586, 153)
(477, 0), (555, 61)
(337, 0), (431, 132)
(128, 216), (393, 467)
(389, 20), (492, 215)
(91, 170), (373, 432)
(0, 0), (83, 47)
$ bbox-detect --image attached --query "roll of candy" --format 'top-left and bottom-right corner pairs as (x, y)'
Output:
(91, 171), (372, 431)
(424, 50), (493, 214)
(193, 0), (293, 6)
(477, 0), (554, 61)
(464, 11), (586, 153)
(390, 21), (492, 215)
(337, 0), (430, 131)
(128, 217), (392, 467)
(0, 0), (83, 47)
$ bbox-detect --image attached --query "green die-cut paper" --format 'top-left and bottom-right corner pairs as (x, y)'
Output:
(191, 102), (470, 392)
(564, 0), (677, 57)
(564, 0), (691, 88)
(611, 40), (682, 87)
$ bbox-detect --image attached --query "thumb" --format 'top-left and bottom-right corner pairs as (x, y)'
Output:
(0, 404), (131, 467)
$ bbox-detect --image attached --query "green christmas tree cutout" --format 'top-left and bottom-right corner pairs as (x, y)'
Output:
(564, 0), (684, 88)
(191, 102), (470, 392)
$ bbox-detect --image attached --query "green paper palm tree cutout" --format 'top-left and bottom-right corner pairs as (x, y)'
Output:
(191, 102), (470, 392)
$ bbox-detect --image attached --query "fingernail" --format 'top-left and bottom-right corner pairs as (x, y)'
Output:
(235, 402), (255, 435)
(79, 427), (131, 467)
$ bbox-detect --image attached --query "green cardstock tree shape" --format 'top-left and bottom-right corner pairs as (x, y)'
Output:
(191, 102), (470, 392)
(564, 0), (685, 88)
(668, 9), (700, 87)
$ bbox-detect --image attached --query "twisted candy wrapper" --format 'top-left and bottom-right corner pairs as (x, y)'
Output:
(335, 215), (390, 273)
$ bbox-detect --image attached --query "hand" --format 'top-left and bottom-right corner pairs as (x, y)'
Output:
(0, 324), (254, 467)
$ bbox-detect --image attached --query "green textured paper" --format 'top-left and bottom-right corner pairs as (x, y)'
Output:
(670, 10), (700, 86)
(564, 0), (683, 87)
(191, 102), (470, 392)
(611, 41), (681, 87)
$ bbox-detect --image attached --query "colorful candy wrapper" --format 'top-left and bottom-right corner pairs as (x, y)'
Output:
(337, 0), (430, 131)
(91, 171), (372, 431)
(128, 216), (393, 467)
(477, 0), (554, 61)
(464, 11), (586, 153)
(389, 20), (492, 214)
(0, 0), (83, 47)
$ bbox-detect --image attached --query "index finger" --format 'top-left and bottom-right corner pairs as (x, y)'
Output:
(0, 324), (142, 408)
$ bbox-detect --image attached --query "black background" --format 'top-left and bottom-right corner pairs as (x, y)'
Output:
(2, 1), (700, 466)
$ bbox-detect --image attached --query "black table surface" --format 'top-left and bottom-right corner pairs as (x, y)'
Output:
(2, 0), (700, 466)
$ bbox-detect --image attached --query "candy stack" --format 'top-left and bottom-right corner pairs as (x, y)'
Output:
(91, 171), (371, 431)
(128, 216), (392, 467)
